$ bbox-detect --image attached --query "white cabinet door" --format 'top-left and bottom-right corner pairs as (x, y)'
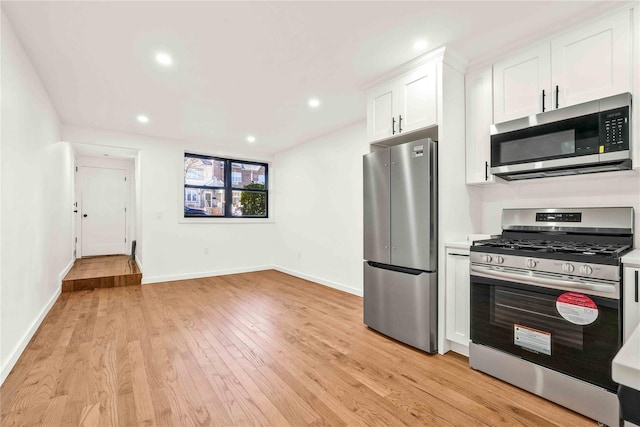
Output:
(367, 85), (395, 142)
(465, 67), (495, 185)
(493, 43), (551, 123)
(623, 266), (640, 342)
(552, 9), (631, 109)
(397, 62), (437, 134)
(366, 61), (438, 142)
(445, 249), (470, 350)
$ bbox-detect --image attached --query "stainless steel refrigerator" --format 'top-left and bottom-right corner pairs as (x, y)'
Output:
(363, 137), (437, 353)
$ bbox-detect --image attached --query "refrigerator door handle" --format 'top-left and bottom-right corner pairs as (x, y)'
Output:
(367, 261), (424, 275)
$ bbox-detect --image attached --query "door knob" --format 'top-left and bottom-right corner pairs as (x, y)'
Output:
(83, 214), (88, 217)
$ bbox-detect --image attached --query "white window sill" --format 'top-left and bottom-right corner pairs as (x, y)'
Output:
(178, 217), (274, 224)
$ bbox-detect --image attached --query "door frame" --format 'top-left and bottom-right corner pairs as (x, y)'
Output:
(75, 156), (134, 258)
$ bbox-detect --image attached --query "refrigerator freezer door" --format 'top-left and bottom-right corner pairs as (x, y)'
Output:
(363, 149), (391, 265)
(390, 139), (437, 271)
(363, 261), (437, 353)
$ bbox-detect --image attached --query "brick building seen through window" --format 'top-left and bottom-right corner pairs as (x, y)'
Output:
(184, 154), (268, 218)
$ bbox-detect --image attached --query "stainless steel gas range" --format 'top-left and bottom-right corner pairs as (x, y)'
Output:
(469, 207), (634, 427)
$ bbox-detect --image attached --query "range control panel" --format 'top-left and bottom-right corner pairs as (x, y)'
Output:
(600, 106), (629, 152)
(535, 212), (582, 223)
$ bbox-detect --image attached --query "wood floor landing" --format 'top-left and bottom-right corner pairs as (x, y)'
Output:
(1, 270), (590, 426)
(62, 255), (142, 292)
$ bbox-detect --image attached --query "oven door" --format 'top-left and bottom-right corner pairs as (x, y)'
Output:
(470, 269), (621, 392)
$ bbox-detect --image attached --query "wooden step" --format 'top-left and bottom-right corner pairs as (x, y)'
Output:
(62, 255), (141, 292)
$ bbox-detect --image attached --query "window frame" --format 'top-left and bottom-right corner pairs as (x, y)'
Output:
(184, 152), (269, 219)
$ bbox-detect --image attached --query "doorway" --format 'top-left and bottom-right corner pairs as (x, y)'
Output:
(79, 166), (127, 256)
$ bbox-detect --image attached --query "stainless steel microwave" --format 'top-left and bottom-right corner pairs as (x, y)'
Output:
(490, 93), (632, 180)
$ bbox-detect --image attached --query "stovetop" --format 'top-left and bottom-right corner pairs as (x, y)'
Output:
(472, 208), (634, 266)
(474, 238), (631, 257)
(472, 236), (632, 266)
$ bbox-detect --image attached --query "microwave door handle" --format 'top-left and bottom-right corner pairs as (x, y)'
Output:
(470, 265), (617, 295)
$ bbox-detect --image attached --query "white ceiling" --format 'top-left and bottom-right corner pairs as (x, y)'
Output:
(2, 1), (628, 155)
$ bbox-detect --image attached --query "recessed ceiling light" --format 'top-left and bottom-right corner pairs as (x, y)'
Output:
(308, 98), (321, 108)
(413, 40), (428, 51)
(247, 135), (256, 143)
(155, 52), (173, 66)
(137, 115), (149, 124)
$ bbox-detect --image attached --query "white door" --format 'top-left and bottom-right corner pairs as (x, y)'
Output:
(551, 9), (631, 109)
(81, 166), (127, 256)
(493, 42), (551, 123)
(465, 66), (495, 184)
(367, 85), (394, 142)
(397, 62), (437, 133)
(445, 250), (471, 348)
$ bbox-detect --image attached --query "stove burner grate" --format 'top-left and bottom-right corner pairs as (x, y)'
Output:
(474, 238), (631, 257)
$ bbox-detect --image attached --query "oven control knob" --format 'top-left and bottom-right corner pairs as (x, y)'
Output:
(495, 256), (504, 264)
(562, 263), (575, 273)
(483, 255), (493, 263)
(526, 258), (537, 268)
(579, 264), (593, 275)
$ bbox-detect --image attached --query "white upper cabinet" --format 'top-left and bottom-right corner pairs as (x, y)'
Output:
(367, 61), (437, 142)
(398, 63), (437, 134)
(465, 66), (496, 184)
(492, 8), (631, 124)
(367, 87), (395, 141)
(493, 43), (551, 123)
(551, 10), (631, 109)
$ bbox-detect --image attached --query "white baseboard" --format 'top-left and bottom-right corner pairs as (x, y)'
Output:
(447, 340), (470, 358)
(134, 255), (143, 274)
(141, 265), (273, 284)
(59, 258), (75, 282)
(0, 286), (61, 385)
(273, 266), (363, 297)
(141, 265), (363, 298)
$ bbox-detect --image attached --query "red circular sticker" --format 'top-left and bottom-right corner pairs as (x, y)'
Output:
(556, 292), (598, 325)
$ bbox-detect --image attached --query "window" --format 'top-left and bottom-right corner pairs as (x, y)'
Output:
(184, 153), (268, 218)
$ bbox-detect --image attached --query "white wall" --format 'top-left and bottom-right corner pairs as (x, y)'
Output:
(0, 11), (74, 384)
(272, 122), (369, 295)
(62, 125), (277, 283)
(477, 171), (640, 246)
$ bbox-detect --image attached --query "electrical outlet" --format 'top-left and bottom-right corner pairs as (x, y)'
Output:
(297, 251), (302, 259)
(204, 247), (209, 255)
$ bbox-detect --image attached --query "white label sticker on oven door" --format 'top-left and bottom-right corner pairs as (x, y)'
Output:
(556, 292), (598, 325)
(514, 324), (551, 355)
(412, 145), (424, 158)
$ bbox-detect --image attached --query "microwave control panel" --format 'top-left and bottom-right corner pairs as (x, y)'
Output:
(600, 106), (629, 152)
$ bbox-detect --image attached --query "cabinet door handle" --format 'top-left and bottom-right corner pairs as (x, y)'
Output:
(485, 161), (489, 181)
(398, 115), (403, 133)
(635, 270), (638, 303)
(555, 85), (559, 109)
(392, 117), (396, 135)
(542, 90), (546, 112)
(448, 253), (470, 257)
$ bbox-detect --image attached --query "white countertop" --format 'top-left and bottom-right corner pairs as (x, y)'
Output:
(622, 249), (640, 266)
(445, 241), (471, 251)
(613, 323), (640, 390)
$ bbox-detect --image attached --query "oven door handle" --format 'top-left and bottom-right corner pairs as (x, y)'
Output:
(470, 265), (618, 296)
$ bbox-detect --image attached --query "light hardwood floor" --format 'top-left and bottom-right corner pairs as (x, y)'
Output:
(62, 255), (142, 292)
(1, 270), (592, 426)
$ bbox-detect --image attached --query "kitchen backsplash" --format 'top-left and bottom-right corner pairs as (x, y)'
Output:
(476, 170), (640, 247)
